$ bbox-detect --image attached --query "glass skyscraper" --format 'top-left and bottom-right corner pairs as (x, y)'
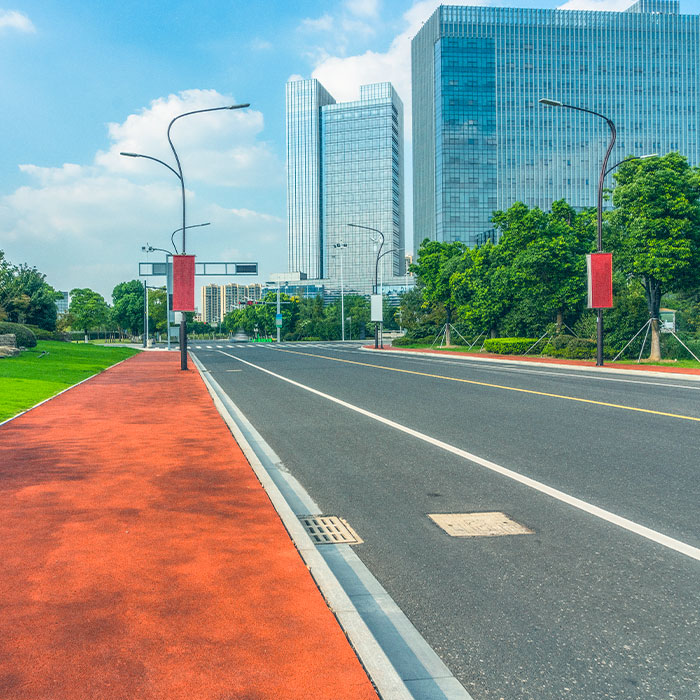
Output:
(412, 0), (700, 250)
(286, 79), (405, 295)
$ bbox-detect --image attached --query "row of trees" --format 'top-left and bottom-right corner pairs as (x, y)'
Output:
(403, 152), (700, 360)
(217, 292), (398, 341)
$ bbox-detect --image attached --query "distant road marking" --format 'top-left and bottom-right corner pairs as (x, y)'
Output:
(217, 350), (700, 562)
(269, 348), (700, 423)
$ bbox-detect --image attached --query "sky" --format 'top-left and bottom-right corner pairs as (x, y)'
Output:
(1, 0), (699, 303)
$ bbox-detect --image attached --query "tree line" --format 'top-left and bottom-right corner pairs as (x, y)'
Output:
(401, 152), (700, 361)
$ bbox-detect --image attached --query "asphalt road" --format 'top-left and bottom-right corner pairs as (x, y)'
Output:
(192, 342), (700, 700)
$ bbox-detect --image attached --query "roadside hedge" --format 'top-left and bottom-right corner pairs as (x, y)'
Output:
(542, 335), (597, 359)
(24, 325), (68, 342)
(483, 338), (538, 355)
(0, 322), (37, 348)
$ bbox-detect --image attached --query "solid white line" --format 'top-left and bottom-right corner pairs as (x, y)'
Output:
(373, 353), (700, 391)
(218, 350), (700, 562)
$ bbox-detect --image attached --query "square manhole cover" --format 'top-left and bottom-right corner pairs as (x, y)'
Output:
(299, 515), (363, 545)
(428, 512), (533, 537)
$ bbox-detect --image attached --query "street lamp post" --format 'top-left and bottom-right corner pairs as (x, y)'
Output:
(121, 102), (249, 370)
(348, 223), (385, 349)
(539, 98), (616, 366)
(144, 223), (210, 352)
(333, 242), (348, 341)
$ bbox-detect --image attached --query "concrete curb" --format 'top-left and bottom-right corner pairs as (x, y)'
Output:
(190, 353), (415, 700)
(364, 346), (700, 381)
(0, 355), (137, 429)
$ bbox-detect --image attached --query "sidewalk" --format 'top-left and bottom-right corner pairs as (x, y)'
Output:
(0, 353), (379, 700)
(376, 344), (700, 377)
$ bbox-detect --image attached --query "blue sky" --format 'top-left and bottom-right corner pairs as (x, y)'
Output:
(1, 0), (699, 301)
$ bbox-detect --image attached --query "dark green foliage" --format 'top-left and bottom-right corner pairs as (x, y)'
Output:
(0, 252), (61, 330)
(24, 325), (67, 341)
(482, 338), (538, 355)
(0, 322), (37, 348)
(542, 335), (597, 359)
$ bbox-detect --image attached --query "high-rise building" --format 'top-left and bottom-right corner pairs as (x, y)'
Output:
(412, 0), (700, 250)
(286, 79), (406, 295)
(55, 291), (69, 316)
(200, 283), (222, 324)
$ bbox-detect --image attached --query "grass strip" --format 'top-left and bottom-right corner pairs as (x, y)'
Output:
(0, 341), (140, 422)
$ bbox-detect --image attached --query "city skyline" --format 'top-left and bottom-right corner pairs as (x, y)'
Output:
(2, 0), (700, 301)
(413, 0), (700, 248)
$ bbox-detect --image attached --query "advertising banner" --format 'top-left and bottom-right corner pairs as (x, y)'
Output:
(370, 294), (383, 322)
(172, 255), (195, 311)
(586, 253), (613, 309)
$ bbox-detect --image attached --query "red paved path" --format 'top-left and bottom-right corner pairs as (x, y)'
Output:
(0, 353), (379, 700)
(379, 345), (700, 375)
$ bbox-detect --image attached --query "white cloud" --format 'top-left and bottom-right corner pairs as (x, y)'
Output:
(300, 14), (334, 33)
(96, 89), (281, 188)
(0, 90), (284, 297)
(346, 0), (380, 18)
(250, 37), (273, 51)
(0, 9), (35, 33)
(557, 0), (631, 9)
(310, 0), (485, 111)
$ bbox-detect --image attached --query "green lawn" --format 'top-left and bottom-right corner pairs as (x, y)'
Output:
(0, 341), (140, 422)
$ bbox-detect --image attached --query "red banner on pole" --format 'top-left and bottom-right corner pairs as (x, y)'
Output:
(172, 255), (195, 311)
(587, 253), (613, 309)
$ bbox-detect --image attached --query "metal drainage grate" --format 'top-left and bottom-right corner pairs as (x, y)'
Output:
(428, 512), (533, 538)
(299, 515), (363, 545)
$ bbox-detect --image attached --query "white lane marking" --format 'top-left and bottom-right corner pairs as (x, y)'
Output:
(362, 353), (700, 391)
(218, 350), (700, 562)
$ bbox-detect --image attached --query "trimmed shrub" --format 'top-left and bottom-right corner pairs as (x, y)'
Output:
(543, 336), (597, 359)
(391, 336), (425, 347)
(483, 337), (538, 355)
(0, 322), (37, 348)
(24, 325), (68, 341)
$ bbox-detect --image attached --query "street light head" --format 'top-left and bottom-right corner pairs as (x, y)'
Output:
(120, 152), (140, 157)
(640, 153), (658, 159)
(228, 103), (250, 110)
(539, 98), (563, 107)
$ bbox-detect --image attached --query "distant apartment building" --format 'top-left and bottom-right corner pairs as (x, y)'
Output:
(200, 284), (222, 324)
(412, 0), (700, 249)
(286, 79), (409, 296)
(222, 283), (263, 314)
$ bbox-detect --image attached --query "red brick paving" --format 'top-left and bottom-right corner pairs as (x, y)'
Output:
(0, 353), (379, 700)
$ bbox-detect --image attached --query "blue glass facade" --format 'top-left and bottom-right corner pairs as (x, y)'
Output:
(412, 0), (700, 250)
(286, 79), (405, 295)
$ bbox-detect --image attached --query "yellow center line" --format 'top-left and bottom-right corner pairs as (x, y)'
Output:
(272, 347), (700, 423)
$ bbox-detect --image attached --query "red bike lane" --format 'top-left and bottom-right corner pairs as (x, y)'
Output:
(0, 352), (379, 700)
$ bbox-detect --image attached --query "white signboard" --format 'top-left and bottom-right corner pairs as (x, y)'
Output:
(370, 294), (383, 322)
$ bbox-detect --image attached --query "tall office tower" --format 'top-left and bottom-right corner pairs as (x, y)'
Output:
(286, 79), (405, 295)
(412, 0), (700, 250)
(200, 283), (222, 324)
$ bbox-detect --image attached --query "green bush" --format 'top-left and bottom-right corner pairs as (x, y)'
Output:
(543, 336), (597, 359)
(483, 337), (538, 355)
(0, 322), (37, 348)
(24, 325), (67, 341)
(391, 336), (425, 347)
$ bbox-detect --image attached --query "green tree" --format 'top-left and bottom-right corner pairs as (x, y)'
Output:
(411, 240), (468, 345)
(69, 288), (110, 339)
(609, 152), (700, 360)
(112, 280), (145, 336)
(0, 257), (61, 330)
(491, 200), (593, 332)
(452, 242), (512, 339)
